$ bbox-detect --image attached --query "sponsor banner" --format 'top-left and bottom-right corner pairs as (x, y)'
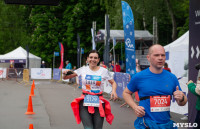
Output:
(121, 1), (136, 76)
(59, 42), (64, 69)
(53, 68), (61, 80)
(0, 68), (7, 78)
(0, 59), (26, 63)
(114, 72), (130, 98)
(7, 68), (23, 78)
(103, 72), (114, 94)
(31, 68), (52, 79)
(189, 0), (200, 123)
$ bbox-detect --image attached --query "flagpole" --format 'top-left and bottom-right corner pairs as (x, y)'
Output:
(53, 52), (55, 69)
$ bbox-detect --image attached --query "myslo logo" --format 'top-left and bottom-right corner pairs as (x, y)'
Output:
(173, 123), (198, 128)
(195, 10), (200, 17)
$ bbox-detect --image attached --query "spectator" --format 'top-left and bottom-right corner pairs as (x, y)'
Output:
(113, 62), (121, 72)
(41, 61), (45, 68)
(100, 61), (107, 68)
(65, 60), (72, 69)
(163, 62), (171, 72)
(108, 63), (113, 72)
(109, 52), (114, 63)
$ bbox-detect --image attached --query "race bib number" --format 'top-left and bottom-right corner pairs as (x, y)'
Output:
(150, 95), (171, 112)
(83, 95), (99, 107)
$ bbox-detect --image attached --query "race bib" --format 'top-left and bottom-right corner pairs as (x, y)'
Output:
(85, 75), (102, 93)
(150, 95), (171, 112)
(83, 95), (99, 107)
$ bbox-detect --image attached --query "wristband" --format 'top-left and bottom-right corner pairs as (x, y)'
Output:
(180, 96), (184, 102)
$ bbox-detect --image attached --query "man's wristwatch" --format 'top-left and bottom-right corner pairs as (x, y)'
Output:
(180, 96), (184, 102)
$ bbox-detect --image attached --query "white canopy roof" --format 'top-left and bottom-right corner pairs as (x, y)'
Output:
(0, 46), (41, 60)
(0, 46), (41, 68)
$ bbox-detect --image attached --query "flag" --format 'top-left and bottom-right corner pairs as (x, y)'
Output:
(121, 1), (136, 76)
(59, 42), (64, 69)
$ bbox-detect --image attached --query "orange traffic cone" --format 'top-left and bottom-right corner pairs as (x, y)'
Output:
(29, 124), (34, 129)
(30, 84), (35, 96)
(25, 96), (35, 115)
(32, 80), (36, 89)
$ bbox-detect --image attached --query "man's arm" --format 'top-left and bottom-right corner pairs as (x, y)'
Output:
(123, 87), (145, 117)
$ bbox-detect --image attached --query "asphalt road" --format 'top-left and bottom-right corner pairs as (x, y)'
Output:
(0, 79), (188, 129)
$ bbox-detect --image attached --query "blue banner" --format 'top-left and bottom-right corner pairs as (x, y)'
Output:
(114, 72), (130, 98)
(121, 1), (136, 76)
(54, 52), (59, 56)
(53, 68), (61, 80)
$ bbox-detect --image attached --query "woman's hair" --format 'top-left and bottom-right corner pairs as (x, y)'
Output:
(87, 50), (100, 58)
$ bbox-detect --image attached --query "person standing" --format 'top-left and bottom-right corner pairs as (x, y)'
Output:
(163, 62), (171, 72)
(63, 50), (118, 129)
(123, 44), (187, 128)
(41, 61), (45, 68)
(65, 60), (72, 70)
(187, 80), (200, 128)
(113, 62), (121, 72)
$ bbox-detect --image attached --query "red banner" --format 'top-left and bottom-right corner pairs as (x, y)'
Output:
(59, 42), (64, 69)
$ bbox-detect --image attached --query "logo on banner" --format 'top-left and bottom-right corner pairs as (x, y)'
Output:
(195, 10), (200, 17)
(37, 70), (45, 76)
(0, 70), (3, 76)
(125, 38), (134, 49)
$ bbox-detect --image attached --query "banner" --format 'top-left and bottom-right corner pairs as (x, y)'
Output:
(59, 42), (64, 69)
(103, 14), (110, 67)
(0, 68), (7, 78)
(189, 0), (200, 124)
(91, 28), (96, 50)
(31, 68), (52, 79)
(114, 72), (130, 98)
(7, 68), (23, 78)
(53, 68), (61, 80)
(121, 1), (136, 76)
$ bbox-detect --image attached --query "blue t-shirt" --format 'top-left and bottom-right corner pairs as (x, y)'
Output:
(127, 68), (181, 124)
(65, 63), (72, 69)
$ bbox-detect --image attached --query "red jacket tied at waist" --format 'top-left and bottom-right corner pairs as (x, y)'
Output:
(71, 91), (114, 125)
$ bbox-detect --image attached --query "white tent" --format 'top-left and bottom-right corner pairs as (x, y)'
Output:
(164, 31), (189, 78)
(0, 46), (41, 68)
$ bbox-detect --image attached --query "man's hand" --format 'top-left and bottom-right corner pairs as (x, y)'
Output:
(173, 86), (185, 103)
(134, 106), (145, 117)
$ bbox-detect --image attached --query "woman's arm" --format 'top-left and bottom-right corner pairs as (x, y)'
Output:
(63, 70), (78, 79)
(108, 79), (118, 100)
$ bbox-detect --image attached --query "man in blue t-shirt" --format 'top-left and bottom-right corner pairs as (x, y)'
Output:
(123, 44), (187, 129)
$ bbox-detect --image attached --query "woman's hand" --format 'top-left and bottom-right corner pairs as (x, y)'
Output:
(110, 91), (118, 101)
(62, 70), (76, 79)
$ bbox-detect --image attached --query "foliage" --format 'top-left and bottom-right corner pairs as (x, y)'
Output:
(0, 0), (189, 67)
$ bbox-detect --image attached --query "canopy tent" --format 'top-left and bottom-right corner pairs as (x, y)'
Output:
(164, 31), (189, 78)
(94, 29), (154, 42)
(0, 46), (41, 68)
